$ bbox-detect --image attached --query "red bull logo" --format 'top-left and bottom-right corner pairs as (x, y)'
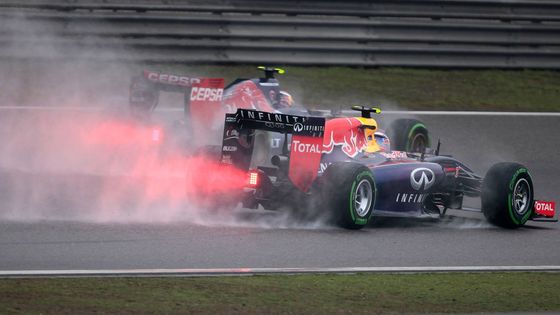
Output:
(322, 118), (367, 158)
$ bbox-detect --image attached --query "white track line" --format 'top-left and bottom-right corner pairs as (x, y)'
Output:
(0, 106), (559, 116)
(1, 266), (559, 278)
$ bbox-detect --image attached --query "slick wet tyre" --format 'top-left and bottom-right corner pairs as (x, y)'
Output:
(320, 162), (376, 229)
(482, 162), (534, 228)
(388, 119), (429, 153)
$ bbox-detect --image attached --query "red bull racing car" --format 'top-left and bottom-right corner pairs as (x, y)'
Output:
(219, 106), (556, 229)
(127, 67), (556, 229)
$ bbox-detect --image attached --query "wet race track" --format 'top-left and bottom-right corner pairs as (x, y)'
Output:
(0, 112), (559, 270)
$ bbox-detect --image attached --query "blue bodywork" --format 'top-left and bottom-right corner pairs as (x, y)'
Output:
(321, 151), (446, 217)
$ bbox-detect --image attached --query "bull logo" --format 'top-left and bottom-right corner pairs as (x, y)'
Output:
(322, 118), (367, 158)
(410, 168), (435, 191)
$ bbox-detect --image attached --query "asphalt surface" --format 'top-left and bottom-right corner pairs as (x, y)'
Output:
(0, 112), (559, 270)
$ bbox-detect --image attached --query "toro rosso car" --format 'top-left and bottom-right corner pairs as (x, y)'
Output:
(219, 106), (557, 229)
(128, 67), (299, 147)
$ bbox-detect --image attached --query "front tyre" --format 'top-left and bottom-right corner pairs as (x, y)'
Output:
(482, 162), (534, 228)
(320, 162), (376, 229)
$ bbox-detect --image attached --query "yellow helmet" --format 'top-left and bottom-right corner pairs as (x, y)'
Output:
(356, 117), (380, 153)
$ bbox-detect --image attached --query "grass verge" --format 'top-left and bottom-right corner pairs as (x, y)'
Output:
(1, 272), (559, 314)
(150, 65), (560, 111)
(2, 61), (559, 111)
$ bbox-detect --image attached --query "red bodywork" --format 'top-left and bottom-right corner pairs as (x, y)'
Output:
(188, 77), (226, 145)
(534, 200), (555, 218)
(287, 117), (369, 191)
(322, 117), (367, 158)
(222, 80), (277, 113)
(139, 70), (278, 126)
(289, 134), (324, 192)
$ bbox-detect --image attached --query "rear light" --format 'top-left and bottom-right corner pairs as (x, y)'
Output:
(248, 171), (259, 187)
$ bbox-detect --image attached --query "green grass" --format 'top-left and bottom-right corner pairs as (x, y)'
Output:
(1, 272), (559, 314)
(2, 61), (560, 111)
(150, 65), (560, 111)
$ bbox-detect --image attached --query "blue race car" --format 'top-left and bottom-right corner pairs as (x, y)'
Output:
(218, 106), (557, 229)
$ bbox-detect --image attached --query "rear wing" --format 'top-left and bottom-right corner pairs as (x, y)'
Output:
(129, 70), (225, 141)
(129, 71), (204, 111)
(141, 70), (203, 90)
(221, 109), (325, 192)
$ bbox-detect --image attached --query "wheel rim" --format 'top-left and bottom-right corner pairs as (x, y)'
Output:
(354, 179), (373, 217)
(409, 133), (427, 153)
(512, 178), (531, 216)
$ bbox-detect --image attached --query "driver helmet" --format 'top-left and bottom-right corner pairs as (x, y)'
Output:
(356, 117), (380, 153)
(277, 90), (294, 109)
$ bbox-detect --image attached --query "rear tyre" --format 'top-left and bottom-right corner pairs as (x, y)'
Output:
(320, 162), (376, 229)
(482, 162), (534, 228)
(388, 119), (429, 153)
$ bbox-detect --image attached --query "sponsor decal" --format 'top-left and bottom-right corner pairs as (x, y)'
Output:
(318, 162), (330, 174)
(222, 145), (237, 152)
(235, 109), (324, 137)
(144, 70), (200, 86)
(271, 138), (281, 148)
(238, 109), (303, 124)
(189, 78), (225, 145)
(296, 124), (323, 134)
(265, 121), (286, 129)
(410, 168), (435, 191)
(395, 193), (426, 204)
(380, 151), (408, 159)
(293, 122), (323, 134)
(289, 135), (324, 192)
(190, 87), (224, 102)
(322, 118), (367, 158)
(292, 140), (322, 153)
(534, 200), (555, 218)
(221, 154), (233, 165)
